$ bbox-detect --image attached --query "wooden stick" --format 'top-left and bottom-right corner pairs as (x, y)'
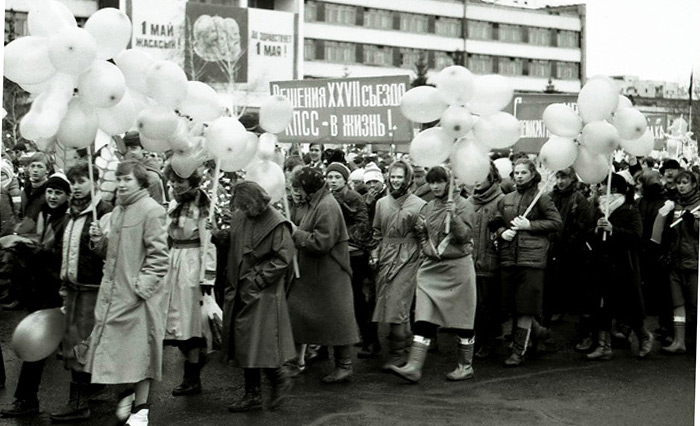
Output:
(602, 156), (613, 241)
(282, 193), (301, 278)
(522, 176), (554, 218)
(86, 145), (98, 223)
(444, 168), (454, 234)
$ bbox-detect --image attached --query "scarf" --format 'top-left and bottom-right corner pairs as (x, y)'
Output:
(116, 188), (149, 207)
(471, 181), (503, 205)
(69, 195), (93, 218)
(679, 187), (700, 209)
(170, 188), (209, 229)
(598, 193), (625, 215)
(515, 178), (538, 194)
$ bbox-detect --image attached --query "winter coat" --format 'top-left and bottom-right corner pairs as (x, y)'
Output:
(86, 190), (169, 384)
(221, 207), (296, 368)
(413, 183), (435, 202)
(417, 195), (474, 260)
(0, 187), (17, 237)
(330, 185), (370, 253)
(666, 191), (700, 270)
(466, 183), (504, 277)
(16, 181), (47, 234)
(548, 185), (593, 258)
(287, 186), (359, 346)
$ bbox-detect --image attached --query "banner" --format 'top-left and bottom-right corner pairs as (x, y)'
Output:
(128, 0), (186, 66)
(507, 93), (577, 153)
(270, 76), (413, 144)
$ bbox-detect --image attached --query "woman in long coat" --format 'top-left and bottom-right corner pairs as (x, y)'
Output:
(287, 167), (359, 384)
(370, 160), (426, 370)
(85, 161), (169, 426)
(221, 181), (296, 412)
(162, 166), (216, 397)
(389, 166), (477, 383)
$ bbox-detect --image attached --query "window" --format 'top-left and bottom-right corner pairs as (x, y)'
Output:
(324, 41), (356, 64)
(435, 51), (454, 70)
(304, 39), (316, 61)
(498, 24), (522, 43)
(529, 59), (550, 78)
(5, 11), (28, 43)
(325, 3), (356, 26)
(400, 48), (423, 69)
(363, 45), (393, 66)
(528, 27), (551, 46)
(556, 62), (579, 79)
(304, 1), (317, 22)
(498, 57), (523, 75)
(557, 30), (579, 48)
(363, 8), (393, 30)
(467, 20), (491, 40)
(468, 54), (493, 74)
(399, 12), (428, 33)
(435, 17), (461, 37)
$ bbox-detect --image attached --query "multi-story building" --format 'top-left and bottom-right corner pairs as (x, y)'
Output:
(611, 75), (689, 100)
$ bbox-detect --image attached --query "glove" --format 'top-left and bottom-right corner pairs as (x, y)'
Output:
(511, 216), (531, 231)
(501, 229), (517, 241)
(658, 200), (675, 216)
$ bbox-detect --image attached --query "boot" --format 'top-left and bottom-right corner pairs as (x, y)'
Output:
(388, 338), (429, 383)
(228, 370), (262, 412)
(321, 357), (353, 384)
(662, 321), (687, 354)
(586, 331), (612, 361)
(115, 390), (135, 422)
(0, 399), (40, 417)
(504, 327), (530, 367)
(381, 335), (407, 371)
(172, 361), (202, 396)
(634, 325), (654, 359)
(357, 342), (381, 359)
(265, 368), (293, 410)
(446, 338), (475, 381)
(574, 316), (594, 352)
(125, 404), (149, 426)
(49, 381), (91, 422)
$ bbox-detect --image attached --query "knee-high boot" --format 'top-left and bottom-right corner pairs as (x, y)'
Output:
(321, 345), (353, 384)
(662, 320), (687, 354)
(446, 337), (475, 381)
(50, 371), (92, 422)
(265, 367), (293, 410)
(504, 327), (530, 367)
(388, 337), (430, 383)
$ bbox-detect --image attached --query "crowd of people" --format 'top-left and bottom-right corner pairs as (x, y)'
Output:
(0, 136), (698, 425)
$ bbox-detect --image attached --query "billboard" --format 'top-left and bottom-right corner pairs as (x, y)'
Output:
(270, 76), (413, 144)
(127, 0), (187, 65)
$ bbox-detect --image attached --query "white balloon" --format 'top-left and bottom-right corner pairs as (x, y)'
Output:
(409, 127), (454, 167)
(468, 74), (514, 115)
(435, 66), (476, 106)
(577, 78), (619, 124)
(146, 61), (188, 108)
(573, 146), (610, 184)
(167, 119), (195, 154)
(178, 81), (224, 122)
(169, 152), (202, 179)
(27, 0), (77, 37)
(493, 157), (513, 179)
(246, 160), (287, 201)
(140, 134), (171, 153)
(539, 136), (578, 171)
(473, 112), (520, 149)
(400, 86), (448, 123)
(450, 137), (491, 185)
(19, 112), (41, 141)
(57, 98), (99, 148)
(612, 108), (647, 141)
(78, 61), (126, 108)
(204, 117), (248, 161)
(542, 103), (583, 138)
(135, 106), (179, 140)
(84, 8), (132, 60)
(97, 90), (139, 135)
(580, 121), (619, 155)
(619, 129), (654, 157)
(616, 95), (633, 112)
(4, 36), (56, 85)
(220, 132), (258, 171)
(258, 133), (278, 160)
(440, 105), (475, 139)
(115, 49), (155, 94)
(48, 27), (98, 75)
(259, 95), (294, 134)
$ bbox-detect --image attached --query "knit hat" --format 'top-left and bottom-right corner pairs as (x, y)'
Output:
(326, 162), (350, 182)
(363, 162), (384, 184)
(349, 168), (365, 182)
(46, 172), (71, 194)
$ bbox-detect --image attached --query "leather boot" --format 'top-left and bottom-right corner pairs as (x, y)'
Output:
(172, 361), (202, 396)
(634, 325), (654, 359)
(321, 357), (353, 384)
(586, 331), (612, 360)
(265, 368), (293, 410)
(504, 327), (530, 367)
(446, 338), (475, 381)
(49, 381), (90, 422)
(381, 335), (407, 371)
(388, 338), (429, 383)
(662, 321), (687, 354)
(228, 369), (262, 412)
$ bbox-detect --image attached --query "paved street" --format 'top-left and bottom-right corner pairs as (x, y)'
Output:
(0, 309), (696, 426)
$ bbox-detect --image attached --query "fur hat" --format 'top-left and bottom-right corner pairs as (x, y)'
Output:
(326, 162), (350, 182)
(363, 162), (384, 184)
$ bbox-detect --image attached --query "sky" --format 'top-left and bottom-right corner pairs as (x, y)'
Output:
(540, 0), (700, 85)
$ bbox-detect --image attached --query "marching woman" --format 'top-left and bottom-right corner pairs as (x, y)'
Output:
(389, 166), (478, 383)
(162, 166), (216, 396)
(222, 181), (296, 412)
(86, 160), (169, 426)
(287, 167), (359, 384)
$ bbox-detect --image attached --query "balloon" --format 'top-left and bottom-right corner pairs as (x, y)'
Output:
(246, 160), (286, 201)
(140, 134), (170, 153)
(96, 90), (139, 135)
(48, 27), (98, 75)
(135, 106), (179, 140)
(450, 138), (491, 185)
(573, 146), (609, 184)
(435, 66), (476, 106)
(220, 132), (258, 171)
(170, 152), (202, 179)
(542, 103), (583, 138)
(399, 86), (448, 123)
(539, 136), (578, 171)
(19, 112), (41, 141)
(84, 8), (132, 60)
(493, 157), (513, 179)
(27, 0), (76, 36)
(57, 98), (99, 148)
(468, 74), (514, 115)
(612, 108), (647, 141)
(577, 78), (619, 124)
(204, 117), (248, 161)
(4, 36), (56, 85)
(409, 127), (454, 167)
(259, 95), (294, 134)
(19, 79), (52, 94)
(258, 133), (278, 160)
(580, 121), (619, 155)
(115, 49), (155, 94)
(11, 308), (66, 362)
(619, 129), (654, 157)
(178, 81), (224, 122)
(440, 105), (475, 139)
(145, 61), (188, 108)
(472, 112), (520, 149)
(616, 95), (633, 111)
(167, 119), (195, 154)
(78, 61), (126, 108)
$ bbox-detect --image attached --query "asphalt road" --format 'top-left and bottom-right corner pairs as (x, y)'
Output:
(0, 309), (696, 426)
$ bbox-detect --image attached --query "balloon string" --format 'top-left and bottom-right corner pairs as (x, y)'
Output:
(283, 192), (301, 279)
(444, 169), (454, 234)
(86, 146), (98, 224)
(602, 155), (613, 242)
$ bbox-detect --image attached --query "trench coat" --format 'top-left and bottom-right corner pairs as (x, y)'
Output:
(221, 207), (296, 368)
(86, 190), (170, 384)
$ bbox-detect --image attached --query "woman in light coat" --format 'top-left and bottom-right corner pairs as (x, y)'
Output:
(86, 160), (169, 426)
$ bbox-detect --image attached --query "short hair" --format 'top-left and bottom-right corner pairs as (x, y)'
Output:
(283, 156), (305, 173)
(116, 160), (149, 189)
(675, 170), (698, 186)
(425, 166), (449, 184)
(66, 161), (99, 183)
(28, 152), (52, 169)
(163, 164), (201, 188)
(309, 143), (324, 151)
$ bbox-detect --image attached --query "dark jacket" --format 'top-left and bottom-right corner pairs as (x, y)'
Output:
(330, 185), (370, 253)
(667, 191), (700, 270)
(466, 183), (504, 277)
(549, 185), (593, 258)
(16, 180), (48, 234)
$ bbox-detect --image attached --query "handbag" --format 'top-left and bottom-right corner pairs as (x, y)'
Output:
(201, 293), (223, 352)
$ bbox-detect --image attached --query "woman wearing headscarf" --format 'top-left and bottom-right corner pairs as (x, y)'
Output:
(490, 158), (562, 367)
(221, 181), (296, 412)
(287, 167), (359, 384)
(389, 166), (477, 383)
(370, 160), (426, 371)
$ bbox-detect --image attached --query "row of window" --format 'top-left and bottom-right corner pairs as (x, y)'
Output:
(305, 1), (580, 48)
(304, 39), (580, 80)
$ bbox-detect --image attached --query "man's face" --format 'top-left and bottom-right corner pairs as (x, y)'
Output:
(555, 174), (574, 191)
(308, 145), (322, 162)
(326, 171), (346, 192)
(28, 161), (48, 182)
(124, 145), (144, 161)
(413, 170), (426, 186)
(664, 168), (679, 184)
(46, 187), (68, 208)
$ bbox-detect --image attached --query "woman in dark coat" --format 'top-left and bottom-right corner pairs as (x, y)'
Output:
(222, 181), (296, 412)
(287, 167), (359, 384)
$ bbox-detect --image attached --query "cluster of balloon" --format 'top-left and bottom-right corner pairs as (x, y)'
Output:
(541, 76), (653, 183)
(400, 66), (517, 185)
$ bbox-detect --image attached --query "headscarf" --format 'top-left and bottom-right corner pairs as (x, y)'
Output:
(291, 166), (326, 196)
(387, 160), (414, 199)
(232, 181), (271, 217)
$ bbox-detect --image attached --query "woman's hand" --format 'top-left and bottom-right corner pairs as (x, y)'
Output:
(89, 222), (103, 243)
(445, 200), (456, 215)
(596, 217), (613, 233)
(501, 229), (517, 241)
(511, 216), (531, 231)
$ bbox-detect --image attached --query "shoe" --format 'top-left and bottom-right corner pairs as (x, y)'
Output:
(284, 360), (305, 378)
(357, 342), (381, 359)
(662, 321), (687, 354)
(321, 357), (352, 384)
(228, 392), (262, 412)
(0, 399), (39, 417)
(574, 337), (593, 352)
(115, 391), (135, 422)
(381, 336), (407, 371)
(50, 381), (91, 423)
(634, 327), (654, 359)
(474, 343), (492, 359)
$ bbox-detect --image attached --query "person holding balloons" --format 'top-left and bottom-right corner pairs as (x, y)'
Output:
(489, 158), (562, 367)
(84, 160), (169, 426)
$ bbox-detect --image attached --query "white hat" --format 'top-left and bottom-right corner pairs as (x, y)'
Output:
(363, 162), (384, 184)
(349, 168), (365, 182)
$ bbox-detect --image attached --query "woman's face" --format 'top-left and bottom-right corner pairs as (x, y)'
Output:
(473, 176), (491, 191)
(389, 167), (406, 191)
(290, 184), (307, 204)
(116, 172), (141, 198)
(170, 176), (192, 195)
(326, 171), (346, 192)
(677, 176), (696, 196)
(45, 187), (68, 209)
(429, 180), (448, 198)
(513, 164), (532, 186)
(70, 176), (94, 200)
